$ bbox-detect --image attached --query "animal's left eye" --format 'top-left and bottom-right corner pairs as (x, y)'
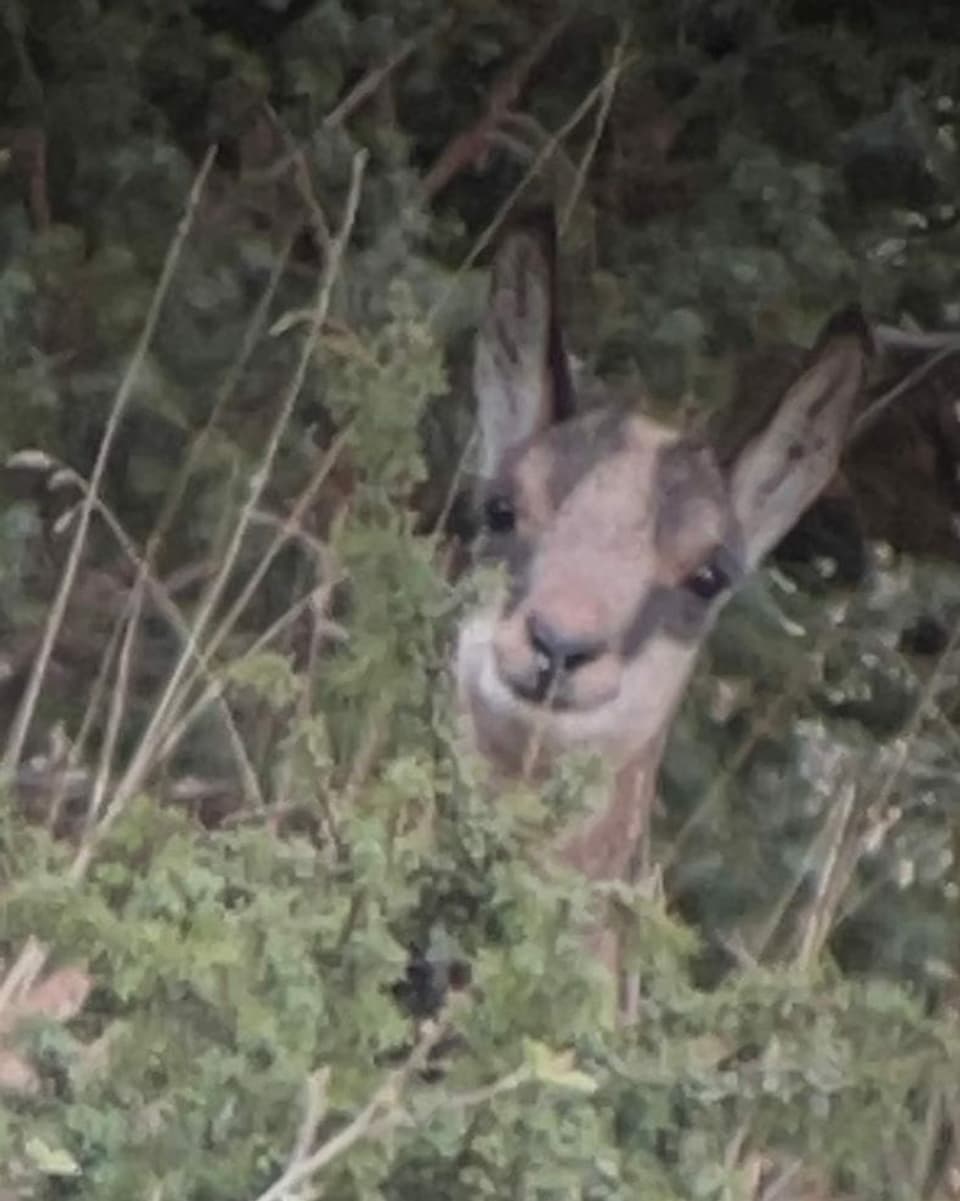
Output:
(683, 559), (731, 601)
(483, 494), (516, 534)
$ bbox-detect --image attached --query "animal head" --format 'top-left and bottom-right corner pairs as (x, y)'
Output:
(455, 212), (872, 777)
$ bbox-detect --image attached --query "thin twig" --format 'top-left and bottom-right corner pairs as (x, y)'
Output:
(418, 45), (636, 581)
(149, 426), (351, 774)
(427, 49), (642, 326)
(43, 465), (263, 807)
(147, 235), (294, 567)
(290, 1069), (331, 1167)
(43, 618), (121, 835)
(324, 23), (443, 130)
(851, 342), (960, 441)
(82, 578), (146, 836)
(421, 13), (572, 199)
(109, 151), (366, 812)
(874, 323), (960, 352)
(252, 1016), (451, 1201)
(155, 586), (344, 772)
(251, 1015), (529, 1201)
(793, 781), (858, 969)
(1, 146), (218, 775)
(558, 24), (629, 235)
(833, 609), (960, 934)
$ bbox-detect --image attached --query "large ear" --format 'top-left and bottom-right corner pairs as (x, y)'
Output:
(729, 308), (874, 566)
(473, 209), (574, 478)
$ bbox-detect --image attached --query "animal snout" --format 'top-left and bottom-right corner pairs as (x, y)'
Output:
(490, 598), (621, 710)
(526, 612), (605, 676)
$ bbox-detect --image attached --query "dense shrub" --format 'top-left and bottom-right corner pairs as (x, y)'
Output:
(3, 2), (960, 1197)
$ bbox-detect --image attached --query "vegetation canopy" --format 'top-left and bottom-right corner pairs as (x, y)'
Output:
(2, 1), (960, 1198)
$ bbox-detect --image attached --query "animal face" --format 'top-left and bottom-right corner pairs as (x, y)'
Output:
(456, 213), (871, 777)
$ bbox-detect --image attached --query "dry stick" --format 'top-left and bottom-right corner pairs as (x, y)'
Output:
(257, 103), (334, 253)
(82, 578), (147, 838)
(873, 324), (960, 352)
(148, 427), (352, 775)
(323, 23), (443, 131)
(0, 155), (348, 1023)
(851, 341), (960, 441)
(913, 1087), (946, 1199)
(0, 589), (146, 1012)
(828, 610), (960, 940)
(1, 145), (218, 776)
(84, 237), (295, 810)
(749, 768), (857, 966)
(422, 51), (634, 546)
(288, 1069), (331, 1172)
(44, 617), (124, 835)
(793, 780), (858, 970)
(44, 468), (262, 807)
(109, 152), (367, 813)
(421, 12), (572, 199)
(265, 1066), (532, 1201)
(755, 622), (960, 965)
(784, 611), (960, 968)
(251, 16), (444, 229)
(558, 24), (629, 236)
(416, 51), (634, 607)
(191, 430), (349, 666)
(249, 507), (332, 568)
(428, 52), (635, 326)
(147, 235), (294, 566)
(156, 583), (345, 774)
(252, 1014), (530, 1201)
(252, 1016), (451, 1201)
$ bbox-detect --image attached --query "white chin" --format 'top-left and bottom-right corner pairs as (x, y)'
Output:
(455, 612), (628, 756)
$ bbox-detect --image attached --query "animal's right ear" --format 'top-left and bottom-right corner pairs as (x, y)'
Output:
(473, 210), (574, 478)
(727, 307), (873, 567)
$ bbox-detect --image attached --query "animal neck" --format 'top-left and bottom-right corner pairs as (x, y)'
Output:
(554, 739), (666, 884)
(460, 678), (687, 882)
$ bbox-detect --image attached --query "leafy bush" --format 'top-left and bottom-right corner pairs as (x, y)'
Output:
(3, 2), (960, 1198)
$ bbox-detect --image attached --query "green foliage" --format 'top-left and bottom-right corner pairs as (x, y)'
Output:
(3, 1), (960, 1198)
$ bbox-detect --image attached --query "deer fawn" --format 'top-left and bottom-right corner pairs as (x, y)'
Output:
(455, 213), (871, 966)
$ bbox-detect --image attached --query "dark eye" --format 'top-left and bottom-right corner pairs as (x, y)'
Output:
(684, 559), (730, 601)
(483, 494), (516, 534)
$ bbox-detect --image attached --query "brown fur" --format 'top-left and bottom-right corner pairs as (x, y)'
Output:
(456, 214), (872, 987)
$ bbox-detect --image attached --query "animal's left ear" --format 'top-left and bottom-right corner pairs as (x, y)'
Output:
(473, 209), (574, 479)
(728, 308), (873, 567)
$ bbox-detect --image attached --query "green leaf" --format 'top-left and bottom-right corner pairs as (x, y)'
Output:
(25, 1136), (81, 1177)
(522, 1039), (598, 1094)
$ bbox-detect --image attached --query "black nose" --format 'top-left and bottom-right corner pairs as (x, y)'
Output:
(526, 613), (604, 677)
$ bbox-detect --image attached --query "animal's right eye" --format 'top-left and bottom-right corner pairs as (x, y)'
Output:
(483, 494), (516, 534)
(683, 557), (731, 602)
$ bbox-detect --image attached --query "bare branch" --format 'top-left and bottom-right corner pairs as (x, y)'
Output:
(324, 22), (445, 131)
(422, 14), (571, 199)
